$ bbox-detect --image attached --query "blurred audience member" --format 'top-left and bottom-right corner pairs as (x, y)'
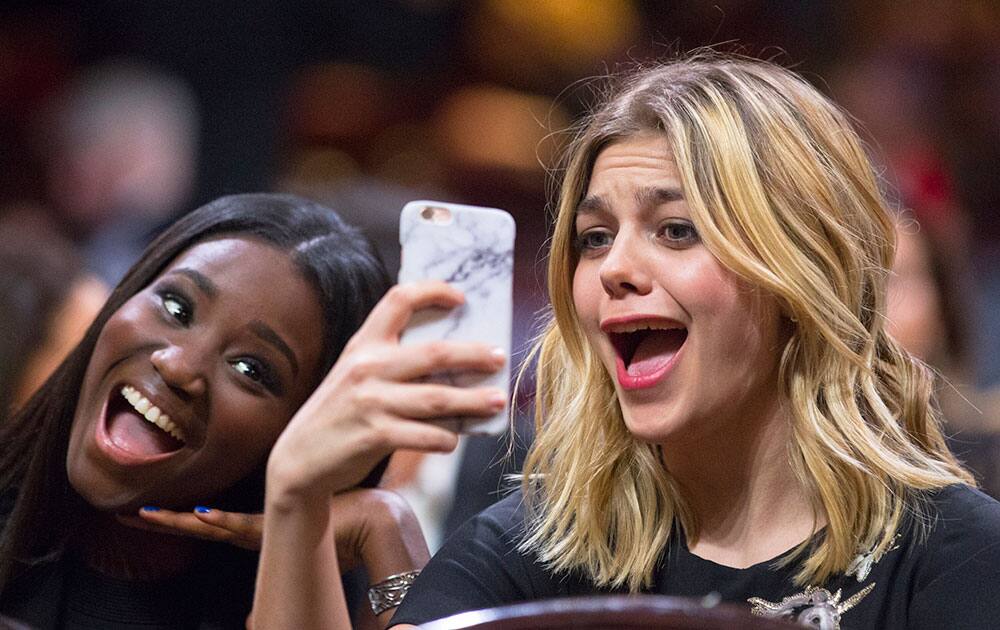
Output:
(39, 60), (198, 284)
(887, 217), (1000, 497)
(887, 220), (971, 376)
(0, 208), (108, 421)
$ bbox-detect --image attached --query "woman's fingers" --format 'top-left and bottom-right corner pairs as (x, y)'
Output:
(192, 508), (264, 549)
(132, 507), (263, 550)
(373, 416), (461, 453)
(375, 341), (505, 381)
(366, 382), (506, 419)
(351, 282), (464, 343)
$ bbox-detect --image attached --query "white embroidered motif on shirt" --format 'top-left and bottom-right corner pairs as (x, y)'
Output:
(845, 534), (900, 581)
(748, 583), (875, 630)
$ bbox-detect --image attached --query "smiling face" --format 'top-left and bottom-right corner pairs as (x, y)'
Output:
(67, 237), (325, 511)
(571, 133), (787, 447)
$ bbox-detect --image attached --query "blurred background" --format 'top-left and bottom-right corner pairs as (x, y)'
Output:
(2, 0), (999, 548)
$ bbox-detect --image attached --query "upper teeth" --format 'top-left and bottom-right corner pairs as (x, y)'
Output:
(120, 385), (185, 442)
(609, 323), (683, 333)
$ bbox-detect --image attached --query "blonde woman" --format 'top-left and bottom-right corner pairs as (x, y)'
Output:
(253, 56), (1000, 629)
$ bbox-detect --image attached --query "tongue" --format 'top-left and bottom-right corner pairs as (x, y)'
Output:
(627, 330), (685, 377)
(108, 410), (181, 456)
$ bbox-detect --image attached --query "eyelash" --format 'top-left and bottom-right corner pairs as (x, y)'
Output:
(230, 357), (281, 394)
(657, 221), (699, 244)
(158, 288), (193, 325)
(574, 230), (614, 252)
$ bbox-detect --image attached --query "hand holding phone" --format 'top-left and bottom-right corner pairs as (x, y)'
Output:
(398, 201), (515, 435)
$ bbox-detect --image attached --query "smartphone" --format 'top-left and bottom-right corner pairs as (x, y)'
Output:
(398, 200), (515, 435)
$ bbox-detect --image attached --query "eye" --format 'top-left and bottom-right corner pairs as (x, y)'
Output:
(159, 291), (192, 325)
(574, 229), (614, 254)
(231, 357), (281, 394)
(657, 220), (699, 246)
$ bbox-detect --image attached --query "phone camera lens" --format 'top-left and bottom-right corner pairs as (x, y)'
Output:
(421, 206), (452, 224)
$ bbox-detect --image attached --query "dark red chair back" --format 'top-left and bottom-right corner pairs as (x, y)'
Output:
(418, 595), (798, 629)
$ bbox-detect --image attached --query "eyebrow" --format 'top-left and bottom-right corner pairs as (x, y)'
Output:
(171, 268), (218, 298)
(576, 194), (609, 216)
(249, 321), (300, 377)
(635, 186), (684, 207)
(576, 186), (684, 217)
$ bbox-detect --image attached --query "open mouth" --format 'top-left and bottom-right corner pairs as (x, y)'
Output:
(608, 325), (688, 378)
(104, 385), (186, 457)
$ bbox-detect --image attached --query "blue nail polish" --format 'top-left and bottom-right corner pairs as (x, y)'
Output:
(141, 506), (160, 512)
(194, 506), (211, 514)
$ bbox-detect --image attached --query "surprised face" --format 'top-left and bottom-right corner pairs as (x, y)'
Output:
(571, 133), (786, 448)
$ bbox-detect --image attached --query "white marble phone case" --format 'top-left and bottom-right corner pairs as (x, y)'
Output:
(398, 200), (515, 435)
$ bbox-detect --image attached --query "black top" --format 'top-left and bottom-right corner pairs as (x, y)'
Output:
(391, 484), (1000, 629)
(1, 547), (257, 629)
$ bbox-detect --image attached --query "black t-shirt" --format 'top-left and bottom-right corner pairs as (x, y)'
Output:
(1, 548), (257, 629)
(391, 484), (1000, 629)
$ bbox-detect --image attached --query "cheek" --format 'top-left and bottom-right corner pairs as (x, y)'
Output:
(571, 268), (604, 344)
(95, 300), (149, 356)
(571, 261), (602, 318)
(697, 281), (782, 370)
(210, 399), (293, 461)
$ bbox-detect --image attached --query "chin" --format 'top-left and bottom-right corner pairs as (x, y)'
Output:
(619, 407), (680, 445)
(66, 450), (161, 514)
(68, 469), (133, 513)
(621, 401), (692, 444)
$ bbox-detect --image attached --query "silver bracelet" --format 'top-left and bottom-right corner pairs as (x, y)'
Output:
(367, 570), (420, 616)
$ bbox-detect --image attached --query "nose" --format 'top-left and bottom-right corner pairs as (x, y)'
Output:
(150, 343), (208, 399)
(599, 232), (653, 298)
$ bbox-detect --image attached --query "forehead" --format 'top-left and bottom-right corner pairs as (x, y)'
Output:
(164, 237), (292, 282)
(588, 134), (680, 190)
(578, 134), (687, 221)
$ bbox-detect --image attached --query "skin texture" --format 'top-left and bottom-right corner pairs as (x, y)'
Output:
(66, 237), (325, 512)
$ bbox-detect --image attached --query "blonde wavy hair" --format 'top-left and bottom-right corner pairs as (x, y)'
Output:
(518, 54), (973, 591)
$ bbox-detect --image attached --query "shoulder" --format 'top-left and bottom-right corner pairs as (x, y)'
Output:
(901, 484), (1000, 627)
(420, 489), (532, 576)
(918, 484), (1000, 550)
(462, 490), (529, 539)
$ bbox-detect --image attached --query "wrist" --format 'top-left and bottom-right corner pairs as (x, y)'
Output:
(264, 452), (328, 515)
(367, 570), (421, 617)
(353, 490), (430, 581)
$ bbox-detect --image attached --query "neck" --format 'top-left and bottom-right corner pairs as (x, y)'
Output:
(74, 509), (205, 581)
(661, 395), (823, 568)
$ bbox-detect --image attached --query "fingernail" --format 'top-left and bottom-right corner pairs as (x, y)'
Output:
(490, 347), (506, 363)
(194, 506), (211, 514)
(488, 391), (507, 410)
(141, 506), (160, 512)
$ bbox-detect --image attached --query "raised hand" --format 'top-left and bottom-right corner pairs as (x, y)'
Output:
(265, 281), (506, 506)
(252, 281), (505, 629)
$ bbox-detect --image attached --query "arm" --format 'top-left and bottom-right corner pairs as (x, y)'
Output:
(250, 282), (506, 630)
(253, 487), (347, 629)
